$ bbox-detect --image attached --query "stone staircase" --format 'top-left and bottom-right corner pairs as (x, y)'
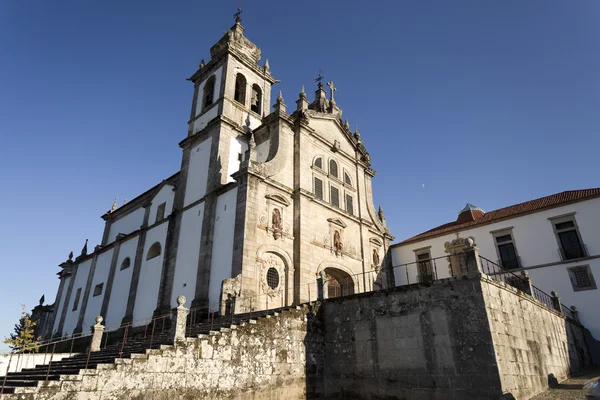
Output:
(0, 306), (291, 396)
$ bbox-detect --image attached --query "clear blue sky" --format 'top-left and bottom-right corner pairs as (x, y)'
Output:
(1, 0), (598, 346)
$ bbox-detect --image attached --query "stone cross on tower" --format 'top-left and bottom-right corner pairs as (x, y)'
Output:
(327, 81), (336, 102)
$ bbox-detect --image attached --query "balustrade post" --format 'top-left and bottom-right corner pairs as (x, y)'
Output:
(463, 239), (483, 277)
(170, 295), (189, 342)
(550, 291), (562, 313)
(316, 276), (325, 300)
(570, 305), (580, 323)
(520, 271), (534, 296)
(90, 316), (105, 352)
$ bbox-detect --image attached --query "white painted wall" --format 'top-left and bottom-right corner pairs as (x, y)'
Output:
(184, 136), (212, 207)
(171, 203), (204, 307)
(61, 259), (92, 336)
(226, 136), (248, 183)
(208, 188), (237, 309)
(132, 223), (168, 326)
(51, 276), (71, 336)
(107, 207), (145, 243)
(0, 353), (77, 376)
(82, 249), (113, 334)
(391, 197), (600, 339)
(147, 185), (175, 226)
(105, 236), (138, 329)
(192, 67), (223, 133)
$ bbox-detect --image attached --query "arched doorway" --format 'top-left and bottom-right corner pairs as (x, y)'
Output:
(323, 267), (354, 298)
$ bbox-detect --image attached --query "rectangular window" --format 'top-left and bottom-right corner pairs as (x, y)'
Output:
(330, 186), (340, 208)
(72, 288), (82, 311)
(551, 215), (586, 260)
(93, 283), (104, 297)
(492, 229), (520, 270)
(156, 202), (166, 222)
(345, 194), (354, 215)
(567, 266), (597, 292)
(415, 250), (433, 283)
(314, 177), (323, 200)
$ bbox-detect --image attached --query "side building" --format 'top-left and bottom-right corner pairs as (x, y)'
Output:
(40, 16), (393, 339)
(390, 189), (600, 341)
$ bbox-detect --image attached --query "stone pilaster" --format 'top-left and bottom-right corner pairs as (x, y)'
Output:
(464, 243), (483, 277)
(170, 296), (189, 342)
(99, 240), (122, 320)
(122, 205), (152, 324)
(155, 211), (177, 315)
(74, 252), (100, 334)
(520, 270), (534, 296)
(46, 265), (70, 339)
(56, 263), (78, 337)
(551, 291), (562, 313)
(90, 316), (105, 352)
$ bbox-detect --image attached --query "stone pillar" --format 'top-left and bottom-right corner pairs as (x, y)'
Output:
(463, 239), (483, 277)
(170, 296), (189, 342)
(570, 306), (580, 323)
(90, 316), (105, 352)
(551, 291), (562, 313)
(520, 270), (534, 296)
(316, 276), (324, 301)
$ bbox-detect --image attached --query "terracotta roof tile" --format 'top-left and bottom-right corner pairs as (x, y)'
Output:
(396, 189), (600, 245)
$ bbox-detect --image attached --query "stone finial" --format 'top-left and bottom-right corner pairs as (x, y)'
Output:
(171, 294), (190, 342)
(248, 131), (256, 149)
(378, 205), (385, 220)
(520, 270), (529, 278)
(273, 90), (287, 113)
(39, 295), (45, 306)
(95, 316), (103, 324)
(551, 290), (558, 297)
(90, 316), (105, 352)
(296, 85), (309, 112)
(354, 125), (362, 142)
(199, 59), (205, 68)
(277, 90), (283, 103)
(300, 85), (306, 99)
(111, 198), (118, 212)
(123, 199), (127, 205)
(344, 119), (350, 129)
(81, 239), (88, 257)
(177, 295), (186, 307)
(68, 251), (74, 262)
(264, 58), (270, 73)
(570, 305), (577, 311)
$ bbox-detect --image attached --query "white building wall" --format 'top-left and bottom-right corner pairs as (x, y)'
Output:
(132, 223), (168, 325)
(61, 259), (92, 336)
(184, 136), (212, 207)
(171, 203), (204, 307)
(391, 197), (600, 339)
(107, 208), (145, 243)
(82, 250), (113, 334)
(105, 236), (138, 329)
(226, 136), (248, 183)
(51, 276), (71, 336)
(208, 188), (237, 309)
(148, 185), (175, 226)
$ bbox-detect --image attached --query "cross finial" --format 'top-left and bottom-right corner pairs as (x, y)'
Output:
(315, 69), (324, 89)
(327, 81), (336, 101)
(234, 7), (242, 23)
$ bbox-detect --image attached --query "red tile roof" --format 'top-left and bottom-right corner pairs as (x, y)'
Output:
(395, 189), (600, 246)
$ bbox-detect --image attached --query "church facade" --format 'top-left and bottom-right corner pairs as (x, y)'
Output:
(43, 16), (393, 339)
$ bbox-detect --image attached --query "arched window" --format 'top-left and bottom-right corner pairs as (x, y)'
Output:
(120, 257), (131, 271)
(314, 157), (323, 169)
(251, 84), (262, 114)
(344, 172), (352, 186)
(234, 74), (247, 105)
(146, 242), (162, 260)
(329, 159), (338, 178)
(202, 75), (216, 110)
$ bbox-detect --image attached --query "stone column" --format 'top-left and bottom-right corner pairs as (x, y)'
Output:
(551, 291), (562, 313)
(170, 296), (189, 342)
(520, 270), (534, 296)
(463, 239), (483, 277)
(90, 316), (105, 352)
(316, 276), (324, 301)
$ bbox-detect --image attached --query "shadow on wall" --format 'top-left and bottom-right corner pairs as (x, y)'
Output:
(584, 329), (600, 366)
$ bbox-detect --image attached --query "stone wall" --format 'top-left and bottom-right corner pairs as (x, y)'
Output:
(4, 307), (322, 400)
(482, 277), (590, 400)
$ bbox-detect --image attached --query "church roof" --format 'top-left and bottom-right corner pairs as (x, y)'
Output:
(393, 188), (600, 246)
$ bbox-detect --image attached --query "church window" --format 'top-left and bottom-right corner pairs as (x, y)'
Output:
(72, 288), (82, 311)
(93, 283), (104, 297)
(266, 268), (279, 289)
(202, 75), (216, 110)
(251, 84), (262, 114)
(314, 177), (324, 200)
(344, 172), (352, 186)
(346, 194), (354, 216)
(234, 74), (247, 105)
(120, 257), (131, 271)
(146, 242), (162, 260)
(329, 160), (338, 179)
(314, 157), (323, 169)
(156, 202), (166, 222)
(330, 185), (340, 208)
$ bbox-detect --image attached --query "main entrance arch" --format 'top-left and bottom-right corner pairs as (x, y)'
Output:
(321, 267), (355, 299)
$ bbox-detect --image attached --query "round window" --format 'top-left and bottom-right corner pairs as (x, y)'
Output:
(266, 267), (279, 289)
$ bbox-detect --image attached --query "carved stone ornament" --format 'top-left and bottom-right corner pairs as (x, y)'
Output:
(333, 230), (343, 256)
(260, 254), (285, 297)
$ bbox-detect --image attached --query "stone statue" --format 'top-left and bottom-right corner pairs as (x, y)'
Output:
(39, 295), (45, 306)
(373, 249), (380, 266)
(333, 230), (343, 254)
(68, 251), (73, 262)
(272, 209), (282, 231)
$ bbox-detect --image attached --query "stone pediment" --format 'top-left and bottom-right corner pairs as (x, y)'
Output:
(369, 237), (383, 246)
(265, 193), (290, 207)
(327, 218), (347, 229)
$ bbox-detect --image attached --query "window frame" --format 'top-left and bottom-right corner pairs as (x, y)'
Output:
(120, 257), (131, 271)
(156, 202), (166, 223)
(146, 242), (162, 261)
(72, 288), (82, 311)
(202, 75), (216, 110)
(330, 184), (341, 208)
(414, 247), (434, 283)
(93, 283), (104, 297)
(329, 159), (339, 179)
(490, 227), (521, 270)
(549, 213), (586, 261)
(314, 176), (324, 200)
(567, 265), (597, 292)
(234, 73), (247, 105)
(345, 193), (354, 216)
(250, 84), (262, 115)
